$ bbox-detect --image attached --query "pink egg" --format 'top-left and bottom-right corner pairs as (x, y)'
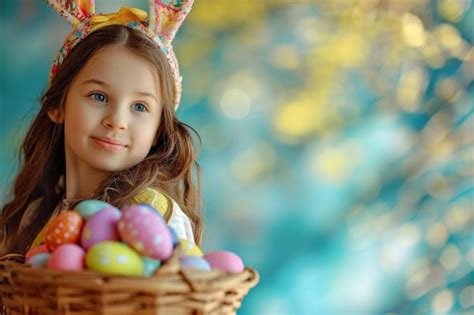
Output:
(118, 204), (173, 260)
(81, 207), (121, 250)
(203, 251), (244, 273)
(47, 244), (85, 271)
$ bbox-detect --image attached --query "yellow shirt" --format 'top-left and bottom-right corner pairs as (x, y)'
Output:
(29, 187), (177, 249)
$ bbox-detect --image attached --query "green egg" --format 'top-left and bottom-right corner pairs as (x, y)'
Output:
(142, 256), (161, 276)
(75, 199), (114, 219)
(86, 241), (144, 276)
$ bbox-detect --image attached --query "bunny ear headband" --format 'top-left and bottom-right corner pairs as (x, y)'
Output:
(46, 0), (194, 110)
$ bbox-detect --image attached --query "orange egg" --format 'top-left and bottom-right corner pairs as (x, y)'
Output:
(44, 211), (84, 252)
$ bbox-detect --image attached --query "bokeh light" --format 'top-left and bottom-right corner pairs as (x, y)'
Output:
(1, 0), (473, 314)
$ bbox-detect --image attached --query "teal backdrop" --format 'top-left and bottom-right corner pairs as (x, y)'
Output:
(1, 1), (473, 314)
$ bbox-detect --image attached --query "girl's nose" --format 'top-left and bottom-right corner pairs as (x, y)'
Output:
(101, 107), (128, 131)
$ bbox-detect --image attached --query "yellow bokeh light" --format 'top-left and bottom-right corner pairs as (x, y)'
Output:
(426, 222), (448, 248)
(231, 143), (276, 182)
(270, 44), (301, 70)
(401, 13), (426, 47)
(437, 0), (471, 22)
(220, 88), (251, 120)
(396, 66), (427, 111)
(311, 144), (362, 183)
(431, 289), (454, 313)
(273, 97), (323, 142)
(439, 245), (461, 270)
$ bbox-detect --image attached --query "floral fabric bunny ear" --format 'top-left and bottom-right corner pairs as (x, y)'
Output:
(47, 0), (95, 27)
(46, 0), (195, 110)
(148, 0), (194, 46)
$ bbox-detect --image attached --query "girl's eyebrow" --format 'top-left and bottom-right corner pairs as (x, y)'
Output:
(81, 78), (110, 87)
(81, 78), (159, 104)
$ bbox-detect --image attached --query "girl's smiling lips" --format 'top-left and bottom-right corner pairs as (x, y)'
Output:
(91, 136), (128, 151)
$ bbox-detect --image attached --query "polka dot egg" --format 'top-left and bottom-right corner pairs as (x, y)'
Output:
(44, 211), (84, 252)
(118, 204), (173, 261)
(86, 241), (144, 276)
(81, 207), (121, 251)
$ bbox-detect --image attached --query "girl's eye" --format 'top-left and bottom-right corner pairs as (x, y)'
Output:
(91, 93), (107, 102)
(133, 103), (148, 112)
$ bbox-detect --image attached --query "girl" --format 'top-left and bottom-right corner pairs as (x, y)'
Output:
(0, 1), (202, 256)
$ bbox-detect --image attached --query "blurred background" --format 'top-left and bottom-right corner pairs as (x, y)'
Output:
(1, 0), (473, 314)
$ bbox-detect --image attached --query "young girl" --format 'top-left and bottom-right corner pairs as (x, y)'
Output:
(0, 0), (202, 256)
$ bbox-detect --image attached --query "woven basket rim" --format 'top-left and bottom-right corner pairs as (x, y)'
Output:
(0, 250), (260, 314)
(0, 252), (260, 286)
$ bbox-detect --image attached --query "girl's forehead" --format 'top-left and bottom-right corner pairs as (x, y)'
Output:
(75, 45), (161, 97)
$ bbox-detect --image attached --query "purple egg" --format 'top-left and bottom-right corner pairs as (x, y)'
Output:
(81, 207), (121, 250)
(181, 256), (211, 271)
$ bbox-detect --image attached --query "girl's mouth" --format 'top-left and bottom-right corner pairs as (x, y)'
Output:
(91, 137), (127, 152)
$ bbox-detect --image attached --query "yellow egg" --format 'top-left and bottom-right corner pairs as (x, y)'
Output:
(86, 241), (144, 276)
(178, 239), (203, 257)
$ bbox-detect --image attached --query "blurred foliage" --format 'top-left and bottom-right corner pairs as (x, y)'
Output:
(1, 0), (473, 314)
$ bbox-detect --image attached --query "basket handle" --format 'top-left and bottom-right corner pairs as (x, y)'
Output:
(0, 254), (25, 263)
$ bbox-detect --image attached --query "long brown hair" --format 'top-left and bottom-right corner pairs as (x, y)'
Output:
(0, 25), (203, 255)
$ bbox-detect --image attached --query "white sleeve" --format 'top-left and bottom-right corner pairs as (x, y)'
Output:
(168, 199), (195, 244)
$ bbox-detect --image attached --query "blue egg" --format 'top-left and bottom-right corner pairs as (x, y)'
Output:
(75, 199), (114, 219)
(180, 256), (211, 271)
(142, 256), (161, 276)
(28, 253), (51, 268)
(168, 226), (179, 247)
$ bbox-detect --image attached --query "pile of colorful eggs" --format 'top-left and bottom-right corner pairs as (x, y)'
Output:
(25, 200), (245, 277)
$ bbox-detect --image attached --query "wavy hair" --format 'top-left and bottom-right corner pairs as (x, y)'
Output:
(0, 25), (203, 255)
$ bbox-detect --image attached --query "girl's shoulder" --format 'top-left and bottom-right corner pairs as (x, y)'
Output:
(130, 187), (195, 243)
(129, 187), (172, 221)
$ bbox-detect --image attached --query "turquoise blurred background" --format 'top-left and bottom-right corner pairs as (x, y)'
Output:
(1, 0), (473, 314)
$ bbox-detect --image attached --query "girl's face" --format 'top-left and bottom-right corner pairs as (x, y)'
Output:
(51, 45), (163, 174)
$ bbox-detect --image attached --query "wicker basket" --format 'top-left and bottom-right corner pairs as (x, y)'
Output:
(0, 247), (259, 315)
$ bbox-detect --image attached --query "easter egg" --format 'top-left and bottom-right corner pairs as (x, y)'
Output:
(178, 239), (203, 257)
(204, 251), (244, 273)
(180, 256), (211, 271)
(81, 207), (121, 250)
(118, 204), (173, 261)
(75, 199), (113, 219)
(142, 256), (161, 276)
(86, 241), (144, 276)
(27, 253), (51, 268)
(44, 211), (84, 252)
(47, 244), (85, 271)
(168, 226), (179, 247)
(25, 244), (49, 261)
